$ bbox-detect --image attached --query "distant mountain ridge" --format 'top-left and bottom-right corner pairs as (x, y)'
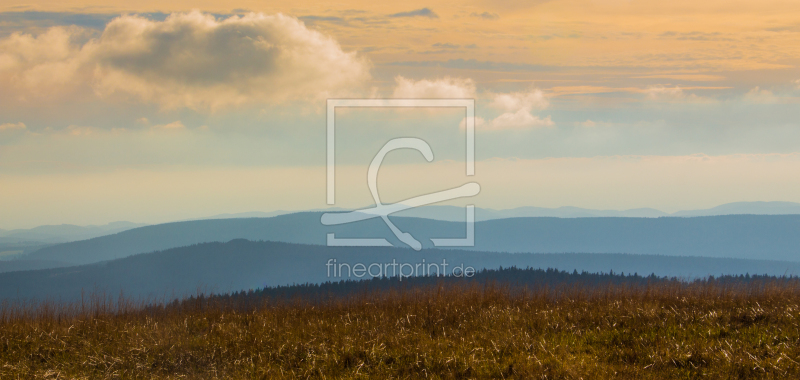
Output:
(6, 201), (800, 273)
(197, 201), (800, 222)
(671, 201), (800, 217)
(0, 221), (147, 244)
(5, 201), (799, 238)
(394, 201), (800, 221)
(19, 213), (800, 267)
(3, 240), (800, 301)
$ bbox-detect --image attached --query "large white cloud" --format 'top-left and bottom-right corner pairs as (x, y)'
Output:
(0, 12), (371, 110)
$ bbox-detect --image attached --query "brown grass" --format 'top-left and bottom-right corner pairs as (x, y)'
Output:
(1, 280), (799, 379)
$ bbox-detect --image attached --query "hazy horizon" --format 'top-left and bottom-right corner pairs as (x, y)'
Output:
(6, 200), (800, 230)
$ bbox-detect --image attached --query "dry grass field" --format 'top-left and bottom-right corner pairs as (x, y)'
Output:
(1, 271), (799, 379)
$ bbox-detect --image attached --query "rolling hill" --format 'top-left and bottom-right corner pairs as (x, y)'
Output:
(0, 221), (146, 244)
(20, 213), (800, 267)
(3, 239), (800, 301)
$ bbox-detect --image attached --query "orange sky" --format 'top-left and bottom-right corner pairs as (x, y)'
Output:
(5, 0), (800, 80)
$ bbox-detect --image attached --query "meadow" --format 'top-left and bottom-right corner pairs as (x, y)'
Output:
(1, 268), (799, 379)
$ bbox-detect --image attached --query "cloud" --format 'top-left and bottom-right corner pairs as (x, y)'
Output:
(90, 12), (370, 109)
(0, 26), (89, 93)
(470, 12), (499, 20)
(473, 110), (554, 130)
(632, 74), (726, 82)
(793, 79), (800, 89)
(573, 119), (619, 128)
(0, 12), (371, 110)
(390, 78), (551, 130)
(391, 76), (475, 98)
(389, 8), (439, 19)
(457, 88), (553, 131)
(298, 15), (348, 26)
(424, 43), (476, 51)
(744, 86), (778, 103)
(0, 122), (27, 143)
(0, 122), (26, 131)
(135, 118), (187, 132)
(152, 121), (186, 130)
(432, 42), (460, 49)
(657, 31), (732, 41)
(644, 85), (712, 103)
(477, 89), (553, 130)
(645, 85), (685, 100)
(488, 89), (549, 112)
(50, 124), (129, 137)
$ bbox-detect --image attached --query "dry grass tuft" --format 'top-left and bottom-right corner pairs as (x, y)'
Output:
(1, 274), (799, 379)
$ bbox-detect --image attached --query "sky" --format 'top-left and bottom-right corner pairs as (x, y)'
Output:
(1, 1), (800, 228)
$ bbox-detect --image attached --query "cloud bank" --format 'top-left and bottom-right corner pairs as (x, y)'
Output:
(0, 11), (371, 110)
